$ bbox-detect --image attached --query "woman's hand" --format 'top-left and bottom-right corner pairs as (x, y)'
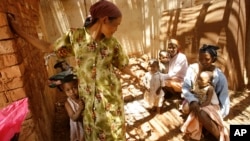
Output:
(78, 99), (85, 112)
(132, 75), (140, 83)
(189, 101), (200, 116)
(56, 47), (70, 58)
(7, 13), (20, 35)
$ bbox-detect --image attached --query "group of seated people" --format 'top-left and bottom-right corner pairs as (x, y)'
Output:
(142, 38), (230, 141)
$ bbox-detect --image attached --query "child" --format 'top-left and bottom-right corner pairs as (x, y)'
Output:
(180, 71), (225, 140)
(59, 74), (84, 141)
(158, 50), (174, 99)
(181, 71), (219, 114)
(158, 50), (170, 74)
(143, 59), (165, 113)
(191, 71), (219, 107)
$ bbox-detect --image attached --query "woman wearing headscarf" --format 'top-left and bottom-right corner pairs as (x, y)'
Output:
(180, 44), (230, 140)
(9, 0), (137, 140)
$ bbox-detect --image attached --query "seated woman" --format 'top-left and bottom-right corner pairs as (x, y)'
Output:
(161, 39), (188, 99)
(180, 44), (230, 140)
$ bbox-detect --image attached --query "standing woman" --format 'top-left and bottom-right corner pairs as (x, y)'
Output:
(9, 0), (137, 140)
(181, 44), (230, 140)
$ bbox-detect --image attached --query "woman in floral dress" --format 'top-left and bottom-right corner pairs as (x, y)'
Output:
(9, 0), (137, 140)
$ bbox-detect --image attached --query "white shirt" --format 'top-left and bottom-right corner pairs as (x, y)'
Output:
(162, 52), (188, 80)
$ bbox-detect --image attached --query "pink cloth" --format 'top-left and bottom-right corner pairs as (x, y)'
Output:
(180, 104), (229, 141)
(0, 98), (29, 141)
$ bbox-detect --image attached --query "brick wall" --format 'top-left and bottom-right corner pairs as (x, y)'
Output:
(0, 1), (55, 141)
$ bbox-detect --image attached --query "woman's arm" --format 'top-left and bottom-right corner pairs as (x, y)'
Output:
(182, 64), (201, 115)
(214, 69), (230, 118)
(182, 65), (199, 103)
(8, 14), (53, 52)
(120, 65), (139, 82)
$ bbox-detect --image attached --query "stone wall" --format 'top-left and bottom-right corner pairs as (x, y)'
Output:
(0, 0), (55, 141)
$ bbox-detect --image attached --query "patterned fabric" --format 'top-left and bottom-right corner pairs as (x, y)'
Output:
(53, 28), (128, 141)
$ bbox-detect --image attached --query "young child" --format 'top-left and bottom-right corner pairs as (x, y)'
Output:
(181, 71), (219, 114)
(158, 50), (174, 99)
(192, 71), (219, 107)
(143, 59), (165, 113)
(180, 71), (227, 140)
(59, 74), (84, 141)
(158, 50), (170, 74)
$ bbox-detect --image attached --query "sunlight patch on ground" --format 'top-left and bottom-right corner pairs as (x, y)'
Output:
(125, 100), (151, 126)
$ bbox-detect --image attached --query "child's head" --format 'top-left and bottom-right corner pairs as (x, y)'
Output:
(197, 71), (213, 87)
(60, 74), (79, 99)
(159, 50), (170, 63)
(148, 59), (159, 73)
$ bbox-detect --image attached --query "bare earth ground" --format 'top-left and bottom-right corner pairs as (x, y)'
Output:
(53, 58), (250, 141)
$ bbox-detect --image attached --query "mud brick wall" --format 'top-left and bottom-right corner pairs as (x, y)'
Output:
(0, 1), (55, 141)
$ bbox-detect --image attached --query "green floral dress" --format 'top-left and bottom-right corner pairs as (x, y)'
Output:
(53, 28), (128, 141)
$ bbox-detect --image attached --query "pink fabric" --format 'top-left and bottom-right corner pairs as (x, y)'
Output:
(0, 98), (29, 141)
(180, 104), (229, 141)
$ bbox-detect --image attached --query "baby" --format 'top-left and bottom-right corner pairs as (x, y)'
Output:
(181, 71), (219, 114)
(158, 50), (170, 74)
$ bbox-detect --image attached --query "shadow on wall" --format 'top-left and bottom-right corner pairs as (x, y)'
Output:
(39, 0), (248, 90)
(159, 0), (248, 90)
(39, 0), (170, 58)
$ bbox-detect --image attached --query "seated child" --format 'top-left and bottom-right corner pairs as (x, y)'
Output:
(158, 50), (170, 74)
(143, 59), (165, 113)
(159, 50), (177, 99)
(192, 71), (219, 106)
(180, 71), (228, 140)
(59, 74), (84, 141)
(181, 71), (219, 114)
